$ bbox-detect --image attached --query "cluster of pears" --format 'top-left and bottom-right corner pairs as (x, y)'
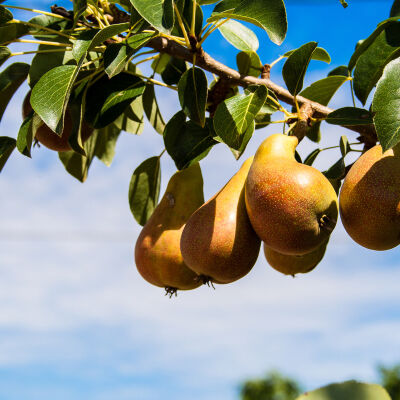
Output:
(135, 133), (340, 295)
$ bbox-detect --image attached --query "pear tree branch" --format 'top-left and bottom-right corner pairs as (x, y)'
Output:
(146, 36), (377, 146)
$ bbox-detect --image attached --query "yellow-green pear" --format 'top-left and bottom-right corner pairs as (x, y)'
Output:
(135, 163), (204, 293)
(245, 134), (338, 255)
(180, 157), (261, 284)
(264, 240), (328, 276)
(339, 144), (400, 250)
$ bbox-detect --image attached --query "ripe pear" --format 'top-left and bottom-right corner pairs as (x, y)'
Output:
(245, 134), (338, 255)
(135, 163), (204, 292)
(180, 157), (260, 284)
(339, 144), (400, 250)
(22, 91), (93, 152)
(264, 240), (328, 276)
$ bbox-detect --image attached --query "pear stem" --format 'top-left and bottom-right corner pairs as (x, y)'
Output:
(293, 102), (313, 142)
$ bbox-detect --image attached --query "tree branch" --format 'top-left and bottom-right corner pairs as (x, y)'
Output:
(147, 36), (377, 146)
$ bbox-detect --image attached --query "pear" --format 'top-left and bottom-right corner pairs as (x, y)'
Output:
(264, 240), (328, 276)
(135, 163), (204, 293)
(22, 91), (93, 152)
(180, 157), (261, 284)
(339, 144), (400, 250)
(245, 134), (338, 255)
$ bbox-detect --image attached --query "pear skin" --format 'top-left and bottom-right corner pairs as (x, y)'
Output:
(135, 163), (204, 292)
(180, 157), (261, 284)
(245, 134), (338, 255)
(339, 144), (400, 250)
(264, 240), (328, 276)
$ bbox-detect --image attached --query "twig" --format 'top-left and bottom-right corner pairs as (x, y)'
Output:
(146, 36), (377, 145)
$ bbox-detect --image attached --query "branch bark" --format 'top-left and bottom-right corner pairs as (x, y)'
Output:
(147, 36), (377, 146)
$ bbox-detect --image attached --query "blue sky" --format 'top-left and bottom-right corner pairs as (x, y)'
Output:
(0, 1), (400, 399)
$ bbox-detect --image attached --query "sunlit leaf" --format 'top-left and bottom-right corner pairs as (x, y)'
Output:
(372, 57), (400, 151)
(219, 19), (259, 51)
(130, 0), (174, 34)
(213, 85), (267, 150)
(211, 0), (287, 45)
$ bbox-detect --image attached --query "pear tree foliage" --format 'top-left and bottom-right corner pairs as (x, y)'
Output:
(0, 0), (396, 227)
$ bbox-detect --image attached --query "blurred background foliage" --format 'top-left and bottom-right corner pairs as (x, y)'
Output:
(239, 363), (400, 400)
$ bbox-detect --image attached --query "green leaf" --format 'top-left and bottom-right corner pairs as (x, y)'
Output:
(255, 112), (271, 129)
(284, 46), (331, 64)
(174, 0), (203, 37)
(30, 64), (81, 135)
(304, 148), (321, 166)
(28, 42), (76, 88)
(126, 31), (156, 50)
(85, 72), (146, 129)
(114, 97), (144, 135)
(143, 84), (165, 135)
(295, 381), (391, 400)
(282, 42), (318, 95)
(211, 0), (287, 45)
(129, 156), (161, 226)
(0, 136), (16, 172)
(94, 124), (121, 166)
(151, 53), (170, 74)
(0, 46), (10, 67)
(130, 0), (174, 34)
(373, 58), (400, 151)
(66, 90), (89, 156)
(391, 0), (400, 17)
(28, 14), (73, 40)
(340, 135), (351, 156)
(59, 130), (99, 182)
(213, 85), (267, 150)
(353, 24), (400, 105)
(218, 19), (259, 51)
(328, 65), (350, 77)
(0, 23), (29, 45)
(229, 121), (255, 159)
(236, 51), (262, 77)
(178, 67), (208, 127)
(300, 76), (349, 106)
(164, 111), (217, 170)
(348, 17), (400, 71)
(73, 23), (130, 61)
(326, 107), (374, 125)
(104, 43), (135, 78)
(16, 113), (42, 158)
(73, 0), (87, 27)
(0, 5), (13, 25)
(339, 0), (348, 8)
(323, 158), (346, 180)
(0, 62), (29, 123)
(161, 57), (187, 85)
